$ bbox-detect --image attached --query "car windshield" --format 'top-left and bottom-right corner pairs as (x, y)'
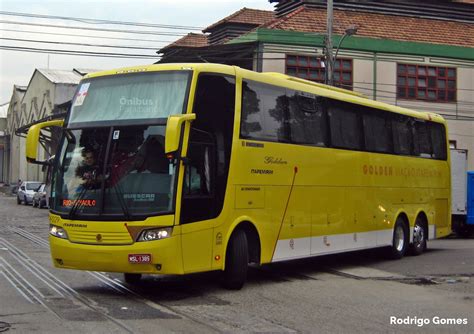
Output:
(26, 182), (42, 191)
(51, 125), (176, 218)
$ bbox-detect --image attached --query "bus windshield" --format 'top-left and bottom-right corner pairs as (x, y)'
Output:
(51, 125), (176, 219)
(68, 71), (191, 127)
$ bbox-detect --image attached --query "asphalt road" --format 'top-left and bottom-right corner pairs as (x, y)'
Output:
(0, 193), (473, 333)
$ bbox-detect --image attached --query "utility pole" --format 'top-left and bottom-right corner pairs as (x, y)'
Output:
(326, 0), (334, 86)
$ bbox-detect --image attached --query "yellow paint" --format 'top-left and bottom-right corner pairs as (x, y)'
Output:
(164, 113), (196, 153)
(26, 63), (450, 276)
(26, 119), (63, 162)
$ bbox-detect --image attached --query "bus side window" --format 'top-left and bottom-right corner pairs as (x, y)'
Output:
(413, 121), (433, 158)
(183, 140), (215, 197)
(287, 91), (328, 146)
(327, 101), (362, 150)
(362, 111), (393, 153)
(392, 115), (413, 156)
(241, 80), (288, 143)
(430, 122), (447, 160)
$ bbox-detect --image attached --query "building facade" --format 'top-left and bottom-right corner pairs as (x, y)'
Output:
(0, 103), (8, 183)
(160, 0), (474, 169)
(5, 69), (87, 184)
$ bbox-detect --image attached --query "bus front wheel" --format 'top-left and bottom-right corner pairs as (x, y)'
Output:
(388, 218), (408, 259)
(223, 229), (249, 290)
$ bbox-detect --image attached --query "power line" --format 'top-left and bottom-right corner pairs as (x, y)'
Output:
(0, 10), (203, 30)
(0, 45), (159, 59)
(0, 20), (188, 37)
(352, 84), (474, 105)
(0, 28), (176, 44)
(0, 37), (165, 51)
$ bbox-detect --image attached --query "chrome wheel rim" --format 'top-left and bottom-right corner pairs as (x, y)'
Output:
(413, 224), (424, 248)
(395, 225), (405, 252)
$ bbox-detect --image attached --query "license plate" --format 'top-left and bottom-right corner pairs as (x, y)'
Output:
(128, 254), (152, 264)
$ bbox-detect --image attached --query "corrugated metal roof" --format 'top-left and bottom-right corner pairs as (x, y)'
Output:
(0, 103), (9, 118)
(37, 69), (82, 84)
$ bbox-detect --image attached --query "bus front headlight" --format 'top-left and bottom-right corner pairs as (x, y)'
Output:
(50, 225), (68, 239)
(137, 227), (172, 242)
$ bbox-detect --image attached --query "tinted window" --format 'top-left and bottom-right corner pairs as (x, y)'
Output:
(328, 101), (361, 150)
(413, 121), (432, 158)
(241, 80), (288, 142)
(26, 182), (42, 191)
(392, 116), (413, 155)
(363, 112), (393, 153)
(430, 122), (447, 160)
(287, 91), (327, 146)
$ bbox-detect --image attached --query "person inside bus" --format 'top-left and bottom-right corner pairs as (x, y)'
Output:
(75, 148), (101, 189)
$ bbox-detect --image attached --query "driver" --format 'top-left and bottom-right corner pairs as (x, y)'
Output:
(75, 148), (101, 188)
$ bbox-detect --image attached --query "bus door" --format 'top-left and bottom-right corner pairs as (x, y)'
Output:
(179, 74), (236, 273)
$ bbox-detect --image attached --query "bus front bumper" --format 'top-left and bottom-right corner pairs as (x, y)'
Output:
(49, 235), (184, 275)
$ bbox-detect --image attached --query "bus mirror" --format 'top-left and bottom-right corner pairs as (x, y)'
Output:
(165, 114), (196, 154)
(26, 119), (64, 165)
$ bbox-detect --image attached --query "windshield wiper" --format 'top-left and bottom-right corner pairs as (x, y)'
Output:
(110, 181), (131, 221)
(68, 184), (90, 219)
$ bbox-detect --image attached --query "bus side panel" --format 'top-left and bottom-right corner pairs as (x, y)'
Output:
(272, 188), (312, 260)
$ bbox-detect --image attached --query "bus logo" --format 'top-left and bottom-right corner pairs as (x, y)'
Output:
(96, 234), (103, 242)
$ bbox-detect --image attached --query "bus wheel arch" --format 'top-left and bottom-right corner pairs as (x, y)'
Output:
(410, 212), (428, 256)
(222, 220), (261, 290)
(224, 219), (262, 266)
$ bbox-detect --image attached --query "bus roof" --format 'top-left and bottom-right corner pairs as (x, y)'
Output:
(83, 63), (446, 125)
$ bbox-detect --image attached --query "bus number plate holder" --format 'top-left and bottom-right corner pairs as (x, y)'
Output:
(128, 254), (151, 264)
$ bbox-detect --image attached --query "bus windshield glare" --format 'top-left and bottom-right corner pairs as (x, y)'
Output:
(68, 71), (190, 127)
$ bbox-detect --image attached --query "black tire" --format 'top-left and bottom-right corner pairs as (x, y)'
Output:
(223, 229), (249, 290)
(124, 273), (142, 284)
(410, 217), (427, 256)
(17, 196), (21, 205)
(388, 217), (409, 259)
(39, 201), (43, 209)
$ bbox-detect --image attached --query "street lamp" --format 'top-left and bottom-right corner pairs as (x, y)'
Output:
(326, 25), (358, 85)
(334, 25), (358, 60)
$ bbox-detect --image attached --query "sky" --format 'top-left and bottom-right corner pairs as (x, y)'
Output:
(0, 0), (275, 104)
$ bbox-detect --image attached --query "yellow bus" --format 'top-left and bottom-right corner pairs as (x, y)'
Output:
(26, 63), (451, 289)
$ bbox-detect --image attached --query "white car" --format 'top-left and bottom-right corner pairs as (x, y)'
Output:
(17, 181), (42, 205)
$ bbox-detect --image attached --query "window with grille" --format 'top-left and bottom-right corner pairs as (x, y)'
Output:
(397, 64), (456, 102)
(286, 55), (352, 89)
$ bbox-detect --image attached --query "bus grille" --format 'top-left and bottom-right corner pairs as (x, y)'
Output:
(68, 230), (133, 245)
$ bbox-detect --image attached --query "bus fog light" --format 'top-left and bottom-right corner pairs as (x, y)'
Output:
(137, 227), (172, 242)
(50, 225), (68, 239)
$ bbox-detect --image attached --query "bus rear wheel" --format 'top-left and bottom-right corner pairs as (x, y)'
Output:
(410, 217), (427, 256)
(124, 273), (142, 284)
(388, 218), (408, 259)
(223, 229), (249, 290)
